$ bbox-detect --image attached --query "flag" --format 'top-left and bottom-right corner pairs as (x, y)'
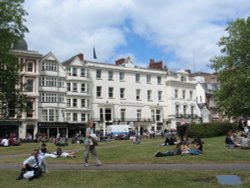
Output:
(93, 47), (97, 59)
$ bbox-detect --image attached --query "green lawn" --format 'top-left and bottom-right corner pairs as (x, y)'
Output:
(1, 136), (250, 187)
(1, 136), (250, 164)
(1, 170), (249, 188)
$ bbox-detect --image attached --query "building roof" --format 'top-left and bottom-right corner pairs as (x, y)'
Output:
(200, 82), (219, 94)
(13, 39), (28, 51)
(62, 53), (84, 65)
(190, 71), (211, 77)
(197, 103), (207, 110)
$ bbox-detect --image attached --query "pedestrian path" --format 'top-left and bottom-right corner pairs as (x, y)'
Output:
(1, 163), (250, 171)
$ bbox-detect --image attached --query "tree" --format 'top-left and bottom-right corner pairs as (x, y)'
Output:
(0, 0), (29, 119)
(210, 17), (250, 118)
(0, 0), (28, 52)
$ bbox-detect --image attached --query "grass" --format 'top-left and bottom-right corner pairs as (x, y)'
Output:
(1, 170), (250, 188)
(1, 136), (250, 164)
(1, 136), (250, 187)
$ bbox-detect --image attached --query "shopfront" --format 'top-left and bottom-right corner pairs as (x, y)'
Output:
(68, 123), (86, 138)
(38, 122), (68, 139)
(0, 120), (19, 138)
(38, 122), (87, 139)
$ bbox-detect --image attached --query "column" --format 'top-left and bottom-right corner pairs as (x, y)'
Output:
(20, 122), (27, 139)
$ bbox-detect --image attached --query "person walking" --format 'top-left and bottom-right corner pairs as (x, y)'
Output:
(83, 120), (102, 167)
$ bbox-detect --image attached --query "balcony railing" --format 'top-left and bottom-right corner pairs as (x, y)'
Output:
(175, 114), (183, 118)
(92, 118), (153, 123)
(175, 114), (198, 119)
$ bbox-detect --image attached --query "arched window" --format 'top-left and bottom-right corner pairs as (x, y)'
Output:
(181, 76), (186, 82)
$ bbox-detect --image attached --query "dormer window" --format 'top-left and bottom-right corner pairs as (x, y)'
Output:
(181, 76), (186, 82)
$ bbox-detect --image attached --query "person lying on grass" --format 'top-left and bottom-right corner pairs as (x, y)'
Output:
(155, 143), (182, 157)
(52, 147), (78, 158)
(155, 137), (203, 157)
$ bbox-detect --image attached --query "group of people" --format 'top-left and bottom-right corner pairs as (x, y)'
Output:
(225, 129), (250, 149)
(224, 119), (250, 149)
(155, 136), (203, 157)
(0, 136), (20, 147)
(15, 145), (79, 181)
(16, 120), (102, 181)
(159, 134), (177, 146)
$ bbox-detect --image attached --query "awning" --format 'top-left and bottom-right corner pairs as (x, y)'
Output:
(38, 122), (68, 128)
(0, 120), (19, 126)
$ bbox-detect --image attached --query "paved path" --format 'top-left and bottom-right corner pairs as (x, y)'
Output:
(1, 151), (250, 171)
(1, 163), (250, 171)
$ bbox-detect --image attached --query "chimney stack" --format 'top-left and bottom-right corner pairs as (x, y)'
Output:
(78, 53), (84, 61)
(115, 58), (126, 65)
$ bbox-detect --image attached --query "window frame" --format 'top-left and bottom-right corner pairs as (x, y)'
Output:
(96, 86), (102, 98)
(96, 69), (102, 79)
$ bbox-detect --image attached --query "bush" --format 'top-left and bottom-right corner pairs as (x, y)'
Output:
(176, 124), (189, 139)
(187, 122), (238, 138)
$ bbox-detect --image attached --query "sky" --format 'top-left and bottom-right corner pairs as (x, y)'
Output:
(23, 0), (250, 73)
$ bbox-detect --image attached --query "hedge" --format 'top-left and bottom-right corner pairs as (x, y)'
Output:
(178, 122), (238, 138)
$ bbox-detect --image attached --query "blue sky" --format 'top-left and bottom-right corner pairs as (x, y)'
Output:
(24, 0), (250, 73)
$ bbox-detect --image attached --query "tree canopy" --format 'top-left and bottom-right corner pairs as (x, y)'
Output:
(0, 0), (28, 52)
(0, 0), (29, 119)
(210, 17), (250, 118)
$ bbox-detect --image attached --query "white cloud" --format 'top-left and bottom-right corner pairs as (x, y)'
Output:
(24, 0), (132, 61)
(24, 0), (250, 72)
(128, 0), (250, 71)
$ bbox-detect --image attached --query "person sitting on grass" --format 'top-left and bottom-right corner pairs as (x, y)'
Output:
(39, 143), (48, 156)
(225, 131), (241, 148)
(160, 135), (177, 146)
(39, 143), (60, 172)
(155, 143), (182, 157)
(132, 135), (142, 144)
(0, 137), (9, 147)
(56, 136), (68, 146)
(16, 149), (44, 181)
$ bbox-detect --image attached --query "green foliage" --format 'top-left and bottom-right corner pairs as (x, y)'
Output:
(176, 124), (188, 139)
(210, 17), (250, 118)
(188, 122), (238, 138)
(0, 0), (28, 52)
(0, 0), (29, 119)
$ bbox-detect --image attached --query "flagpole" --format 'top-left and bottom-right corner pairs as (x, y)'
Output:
(93, 47), (97, 59)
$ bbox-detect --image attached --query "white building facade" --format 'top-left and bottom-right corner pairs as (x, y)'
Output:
(5, 41), (201, 139)
(62, 54), (91, 137)
(86, 58), (169, 136)
(165, 70), (198, 128)
(38, 52), (67, 139)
